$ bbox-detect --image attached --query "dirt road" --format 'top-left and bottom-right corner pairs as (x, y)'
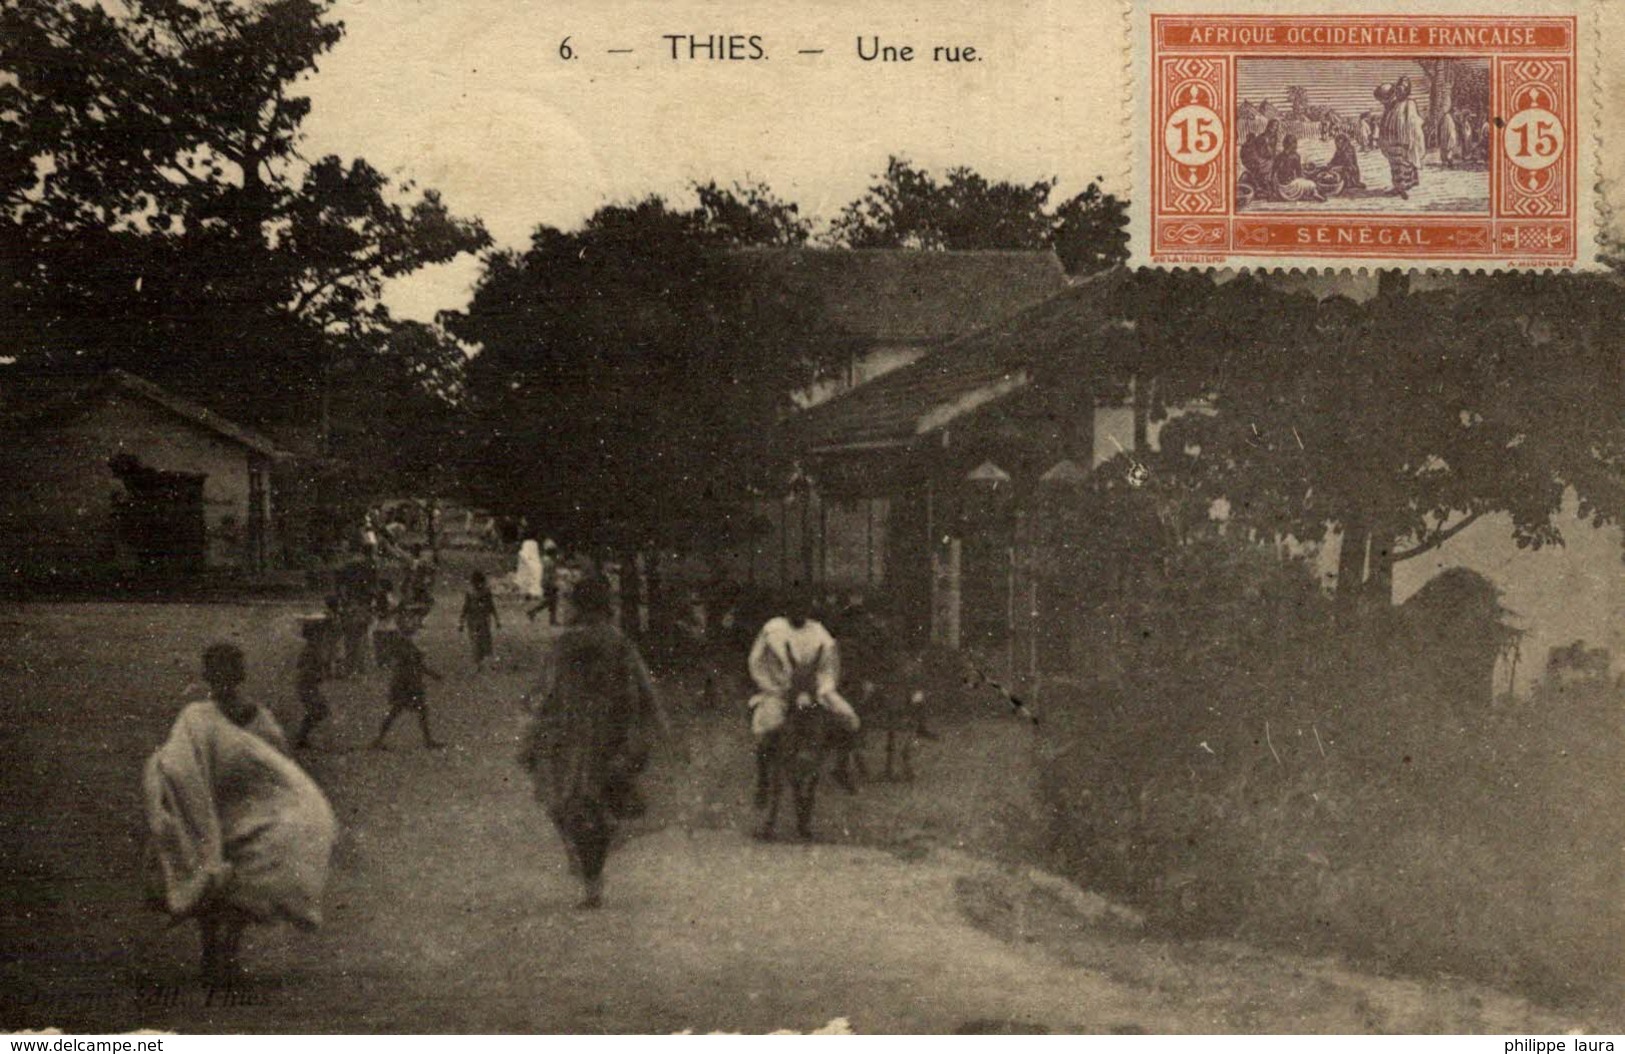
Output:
(0, 597), (1599, 1033)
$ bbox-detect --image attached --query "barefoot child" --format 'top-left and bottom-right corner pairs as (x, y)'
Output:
(372, 629), (444, 749)
(458, 571), (501, 671)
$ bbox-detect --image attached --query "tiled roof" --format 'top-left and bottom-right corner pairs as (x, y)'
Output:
(2, 369), (287, 458)
(735, 247), (1068, 344)
(786, 270), (1128, 454)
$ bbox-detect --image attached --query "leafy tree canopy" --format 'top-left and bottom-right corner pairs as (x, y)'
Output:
(0, 0), (488, 430)
(1089, 270), (1625, 606)
(829, 155), (1126, 274)
(444, 189), (835, 553)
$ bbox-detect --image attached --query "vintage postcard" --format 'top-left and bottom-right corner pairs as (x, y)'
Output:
(3, 0), (1625, 1041)
(1129, 0), (1603, 269)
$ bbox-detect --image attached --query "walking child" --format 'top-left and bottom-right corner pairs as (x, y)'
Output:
(293, 618), (330, 749)
(371, 629), (444, 750)
(458, 571), (501, 670)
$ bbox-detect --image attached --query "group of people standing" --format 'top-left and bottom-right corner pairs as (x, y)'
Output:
(1370, 76), (1488, 194)
(293, 545), (443, 751)
(513, 537), (630, 630)
(1431, 103), (1491, 170)
(1243, 75), (1489, 205)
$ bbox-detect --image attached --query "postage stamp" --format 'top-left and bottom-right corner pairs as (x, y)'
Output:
(1128, 0), (1601, 270)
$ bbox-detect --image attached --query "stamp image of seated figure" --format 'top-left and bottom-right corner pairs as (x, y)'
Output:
(1130, 0), (1600, 271)
(1234, 63), (1483, 210)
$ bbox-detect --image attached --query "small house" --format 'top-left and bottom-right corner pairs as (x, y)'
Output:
(0, 369), (287, 579)
(740, 271), (1144, 674)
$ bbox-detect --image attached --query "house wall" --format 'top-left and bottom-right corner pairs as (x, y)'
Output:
(1398, 499), (1624, 695)
(1093, 405), (1136, 466)
(743, 492), (891, 595)
(766, 395), (1148, 655)
(1092, 399), (1179, 467)
(0, 391), (273, 576)
(820, 495), (888, 589)
(1092, 401), (1622, 698)
(1306, 494), (1625, 696)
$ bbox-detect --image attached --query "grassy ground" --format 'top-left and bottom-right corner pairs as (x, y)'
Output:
(0, 593), (1612, 1033)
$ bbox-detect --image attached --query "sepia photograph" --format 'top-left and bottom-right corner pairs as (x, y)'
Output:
(2, 0), (1624, 1038)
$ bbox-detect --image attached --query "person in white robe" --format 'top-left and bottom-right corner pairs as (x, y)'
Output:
(513, 538), (544, 600)
(745, 594), (860, 805)
(1377, 77), (1426, 198)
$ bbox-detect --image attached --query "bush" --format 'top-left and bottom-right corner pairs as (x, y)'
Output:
(1036, 534), (1624, 1011)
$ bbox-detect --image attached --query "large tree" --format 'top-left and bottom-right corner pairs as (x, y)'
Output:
(0, 0), (488, 434)
(828, 155), (1127, 274)
(692, 179), (811, 247)
(445, 190), (835, 555)
(1051, 181), (1130, 278)
(1105, 271), (1625, 610)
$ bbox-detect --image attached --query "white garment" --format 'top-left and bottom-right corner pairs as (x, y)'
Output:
(746, 617), (859, 734)
(1276, 177), (1322, 201)
(143, 703), (336, 927)
(514, 540), (544, 599)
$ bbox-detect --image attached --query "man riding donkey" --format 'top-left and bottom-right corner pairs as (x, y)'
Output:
(746, 589), (861, 808)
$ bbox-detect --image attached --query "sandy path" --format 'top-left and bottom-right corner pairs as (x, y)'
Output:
(0, 597), (1598, 1034)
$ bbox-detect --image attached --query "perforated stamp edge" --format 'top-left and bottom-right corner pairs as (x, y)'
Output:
(1124, 0), (1604, 273)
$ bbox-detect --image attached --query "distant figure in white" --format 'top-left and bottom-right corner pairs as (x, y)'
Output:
(1437, 104), (1463, 169)
(514, 538), (544, 600)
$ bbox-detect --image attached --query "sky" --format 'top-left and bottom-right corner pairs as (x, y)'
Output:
(1235, 57), (1486, 119)
(298, 0), (1126, 323)
(298, 0), (1625, 323)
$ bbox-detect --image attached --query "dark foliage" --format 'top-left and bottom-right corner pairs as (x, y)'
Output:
(0, 0), (488, 431)
(1035, 496), (1622, 1008)
(1087, 270), (1625, 605)
(445, 193), (834, 555)
(829, 156), (1127, 275)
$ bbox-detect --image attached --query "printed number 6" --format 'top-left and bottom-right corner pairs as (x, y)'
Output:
(558, 37), (574, 60)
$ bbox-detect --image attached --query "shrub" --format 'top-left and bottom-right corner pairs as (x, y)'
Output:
(1035, 533), (1623, 1010)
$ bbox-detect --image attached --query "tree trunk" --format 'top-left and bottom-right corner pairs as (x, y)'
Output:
(1335, 517), (1370, 612)
(1422, 59), (1456, 148)
(1132, 373), (1150, 453)
(1367, 519), (1397, 607)
(318, 352), (333, 458)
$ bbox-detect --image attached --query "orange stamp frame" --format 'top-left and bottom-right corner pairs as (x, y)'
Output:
(1129, 0), (1599, 270)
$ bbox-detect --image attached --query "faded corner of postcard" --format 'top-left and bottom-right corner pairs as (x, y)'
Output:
(1127, 0), (1600, 271)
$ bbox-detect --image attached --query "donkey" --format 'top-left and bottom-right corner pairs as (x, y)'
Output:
(754, 643), (837, 842)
